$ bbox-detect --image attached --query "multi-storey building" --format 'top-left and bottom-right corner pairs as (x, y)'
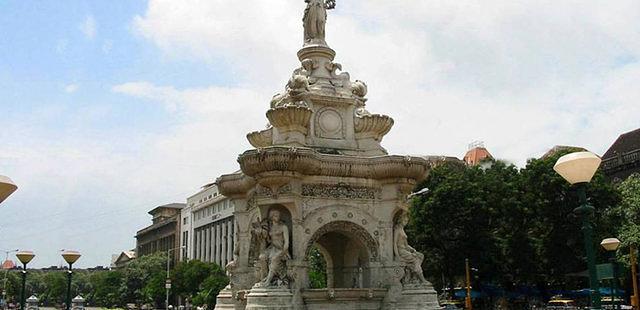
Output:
(180, 183), (235, 268)
(601, 128), (640, 182)
(135, 203), (185, 262)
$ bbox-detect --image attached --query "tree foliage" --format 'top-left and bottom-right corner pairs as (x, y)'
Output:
(1, 255), (229, 308)
(408, 150), (621, 293)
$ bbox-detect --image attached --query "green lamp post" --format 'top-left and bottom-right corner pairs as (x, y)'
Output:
(601, 238), (621, 310)
(15, 251), (34, 310)
(61, 250), (81, 310)
(554, 151), (602, 309)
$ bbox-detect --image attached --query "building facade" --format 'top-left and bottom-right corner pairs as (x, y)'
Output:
(135, 203), (185, 262)
(180, 183), (235, 268)
(601, 128), (640, 182)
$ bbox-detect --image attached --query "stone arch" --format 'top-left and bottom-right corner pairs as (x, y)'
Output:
(304, 220), (379, 260)
(303, 221), (378, 288)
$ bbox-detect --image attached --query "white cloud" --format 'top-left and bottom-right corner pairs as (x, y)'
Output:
(4, 1), (640, 267)
(131, 0), (640, 164)
(80, 15), (97, 39)
(64, 83), (78, 93)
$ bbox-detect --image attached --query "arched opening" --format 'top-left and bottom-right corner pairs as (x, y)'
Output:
(305, 221), (377, 288)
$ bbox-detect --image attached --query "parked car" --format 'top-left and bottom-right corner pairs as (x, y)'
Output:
(546, 298), (578, 310)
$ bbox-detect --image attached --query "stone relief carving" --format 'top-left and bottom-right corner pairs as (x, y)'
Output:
(315, 108), (344, 139)
(301, 183), (380, 200)
(253, 209), (292, 287)
(256, 185), (274, 197)
(326, 62), (351, 88)
(351, 80), (368, 98)
(394, 212), (427, 285)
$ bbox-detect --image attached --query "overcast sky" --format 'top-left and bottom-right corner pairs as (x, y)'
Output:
(1, 1), (639, 267)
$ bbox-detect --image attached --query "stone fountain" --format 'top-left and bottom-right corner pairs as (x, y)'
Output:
(215, 1), (441, 309)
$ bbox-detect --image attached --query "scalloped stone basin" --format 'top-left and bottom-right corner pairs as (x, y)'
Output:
(301, 288), (388, 310)
(247, 129), (273, 148)
(266, 106), (313, 133)
(354, 114), (394, 141)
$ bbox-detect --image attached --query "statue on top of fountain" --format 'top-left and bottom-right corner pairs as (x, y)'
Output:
(303, 0), (336, 46)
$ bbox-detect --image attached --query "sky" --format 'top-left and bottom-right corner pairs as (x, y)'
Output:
(1, 0), (639, 267)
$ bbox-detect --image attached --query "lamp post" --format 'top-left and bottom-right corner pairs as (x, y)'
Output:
(554, 151), (602, 309)
(61, 250), (81, 310)
(15, 251), (34, 310)
(0, 175), (17, 204)
(166, 246), (185, 310)
(601, 238), (621, 310)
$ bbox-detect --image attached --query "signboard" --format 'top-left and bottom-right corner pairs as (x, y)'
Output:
(597, 263), (614, 280)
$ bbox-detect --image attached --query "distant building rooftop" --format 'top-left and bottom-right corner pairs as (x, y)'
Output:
(147, 203), (186, 216)
(601, 128), (640, 181)
(463, 141), (493, 166)
(1, 259), (15, 270)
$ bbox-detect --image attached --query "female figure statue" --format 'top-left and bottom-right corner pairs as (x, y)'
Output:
(255, 209), (290, 286)
(303, 0), (336, 45)
(394, 212), (427, 283)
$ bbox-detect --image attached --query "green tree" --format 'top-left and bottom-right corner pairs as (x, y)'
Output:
(409, 151), (620, 294)
(89, 270), (123, 307)
(608, 172), (640, 275)
(119, 253), (167, 305)
(307, 246), (327, 288)
(173, 260), (216, 299)
(191, 269), (228, 307)
(40, 271), (67, 306)
(521, 151), (620, 285)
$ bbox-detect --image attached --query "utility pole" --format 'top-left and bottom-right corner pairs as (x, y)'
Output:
(631, 245), (639, 310)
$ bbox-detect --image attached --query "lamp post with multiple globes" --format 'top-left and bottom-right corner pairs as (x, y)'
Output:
(15, 251), (34, 310)
(554, 151), (603, 309)
(61, 250), (81, 310)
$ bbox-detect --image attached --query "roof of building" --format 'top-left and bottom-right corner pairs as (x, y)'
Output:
(1, 259), (15, 269)
(603, 128), (640, 159)
(540, 145), (587, 159)
(463, 147), (493, 166)
(147, 203), (186, 215)
(113, 251), (136, 265)
(136, 216), (179, 236)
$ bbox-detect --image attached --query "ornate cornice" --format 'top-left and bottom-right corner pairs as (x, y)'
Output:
(237, 147), (429, 181)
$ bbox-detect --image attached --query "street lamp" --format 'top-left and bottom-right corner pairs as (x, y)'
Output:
(61, 250), (81, 310)
(15, 251), (34, 310)
(601, 238), (621, 310)
(0, 175), (17, 204)
(166, 246), (185, 310)
(554, 151), (602, 309)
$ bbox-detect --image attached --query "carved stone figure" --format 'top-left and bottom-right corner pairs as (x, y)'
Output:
(254, 209), (291, 287)
(303, 0), (336, 45)
(394, 213), (427, 284)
